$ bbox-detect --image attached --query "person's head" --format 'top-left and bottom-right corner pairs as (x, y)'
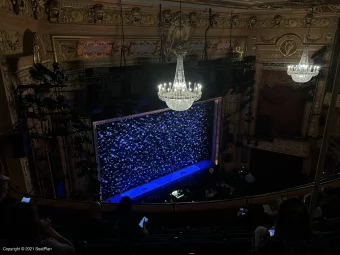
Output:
(88, 202), (102, 219)
(6, 202), (41, 244)
(117, 196), (132, 216)
(275, 197), (311, 240)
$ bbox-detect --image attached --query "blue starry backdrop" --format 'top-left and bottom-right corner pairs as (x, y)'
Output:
(96, 101), (215, 199)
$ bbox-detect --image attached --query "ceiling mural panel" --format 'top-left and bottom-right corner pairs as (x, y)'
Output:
(78, 40), (113, 58)
(52, 36), (247, 63)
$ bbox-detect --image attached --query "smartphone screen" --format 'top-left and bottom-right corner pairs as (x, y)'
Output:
(269, 229), (275, 236)
(139, 216), (148, 228)
(21, 197), (31, 203)
(240, 208), (245, 216)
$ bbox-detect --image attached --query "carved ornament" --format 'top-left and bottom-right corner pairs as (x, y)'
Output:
(260, 36), (277, 44)
(273, 14), (282, 27)
(31, 0), (47, 20)
(248, 16), (257, 29)
(279, 39), (297, 57)
(52, 36), (247, 63)
(46, 0), (60, 23)
(90, 4), (103, 24)
(0, 30), (23, 53)
(10, 0), (19, 14)
(0, 1), (338, 29)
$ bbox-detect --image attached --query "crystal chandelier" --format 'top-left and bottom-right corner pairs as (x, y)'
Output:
(157, 53), (202, 111)
(287, 45), (320, 83)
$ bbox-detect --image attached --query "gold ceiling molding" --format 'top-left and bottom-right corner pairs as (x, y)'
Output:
(254, 33), (327, 61)
(165, 0), (340, 13)
(57, 6), (338, 29)
(244, 138), (310, 157)
(0, 1), (338, 28)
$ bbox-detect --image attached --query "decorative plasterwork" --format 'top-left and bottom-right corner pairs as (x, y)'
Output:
(0, 1), (338, 28)
(244, 138), (310, 157)
(52, 35), (247, 62)
(57, 6), (338, 29)
(254, 33), (326, 61)
(0, 30), (23, 54)
(165, 0), (340, 13)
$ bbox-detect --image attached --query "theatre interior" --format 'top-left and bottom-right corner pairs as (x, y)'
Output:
(2, 0), (340, 254)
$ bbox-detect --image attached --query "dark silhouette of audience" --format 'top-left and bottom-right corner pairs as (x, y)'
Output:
(0, 174), (18, 240)
(115, 196), (148, 241)
(319, 187), (340, 219)
(251, 197), (332, 255)
(80, 202), (114, 240)
(2, 202), (75, 254)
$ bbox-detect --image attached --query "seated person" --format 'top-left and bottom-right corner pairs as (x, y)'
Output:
(319, 187), (340, 219)
(0, 174), (18, 240)
(245, 171), (255, 184)
(251, 197), (331, 255)
(80, 202), (114, 240)
(114, 196), (148, 241)
(4, 202), (75, 255)
(303, 193), (323, 219)
(205, 189), (217, 199)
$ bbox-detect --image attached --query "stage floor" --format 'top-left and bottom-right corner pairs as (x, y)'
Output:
(103, 160), (213, 203)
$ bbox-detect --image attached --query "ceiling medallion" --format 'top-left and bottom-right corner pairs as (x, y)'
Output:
(280, 40), (297, 57)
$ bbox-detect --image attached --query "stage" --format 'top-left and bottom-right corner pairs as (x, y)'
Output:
(104, 160), (213, 203)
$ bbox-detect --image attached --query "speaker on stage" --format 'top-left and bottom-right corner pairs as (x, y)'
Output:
(11, 133), (29, 158)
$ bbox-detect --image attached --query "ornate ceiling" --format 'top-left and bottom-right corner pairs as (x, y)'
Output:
(163, 0), (340, 11)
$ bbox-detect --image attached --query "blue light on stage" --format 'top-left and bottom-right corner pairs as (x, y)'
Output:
(96, 101), (214, 200)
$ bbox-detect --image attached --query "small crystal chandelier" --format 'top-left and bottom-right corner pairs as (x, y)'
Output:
(287, 12), (320, 83)
(158, 52), (202, 111)
(287, 45), (320, 83)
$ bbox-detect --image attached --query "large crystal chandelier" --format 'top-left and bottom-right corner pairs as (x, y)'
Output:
(157, 53), (202, 111)
(287, 12), (320, 83)
(287, 45), (320, 83)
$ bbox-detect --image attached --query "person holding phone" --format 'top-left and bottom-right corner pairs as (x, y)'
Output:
(115, 196), (148, 241)
(3, 202), (75, 255)
(251, 197), (331, 255)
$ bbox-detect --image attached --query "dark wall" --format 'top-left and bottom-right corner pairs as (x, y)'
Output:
(84, 57), (255, 121)
(85, 62), (226, 120)
(250, 149), (303, 193)
(256, 86), (309, 138)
